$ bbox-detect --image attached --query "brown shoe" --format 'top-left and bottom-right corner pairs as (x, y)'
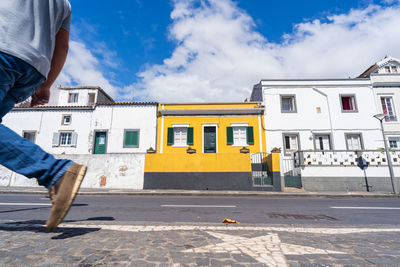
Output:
(46, 164), (87, 232)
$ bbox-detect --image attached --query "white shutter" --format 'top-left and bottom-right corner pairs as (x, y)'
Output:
(347, 135), (361, 150)
(315, 135), (330, 150)
(290, 136), (298, 150)
(322, 136), (330, 150)
(52, 133), (60, 147)
(71, 133), (78, 147)
(354, 136), (361, 150)
(347, 136), (353, 150)
(315, 137), (321, 150)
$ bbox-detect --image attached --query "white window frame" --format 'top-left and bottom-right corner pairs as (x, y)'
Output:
(62, 114), (72, 125)
(23, 131), (37, 143)
(68, 93), (79, 103)
(233, 127), (247, 146)
(231, 123), (249, 147)
(60, 132), (73, 146)
(283, 133), (300, 155)
(280, 95), (297, 113)
(345, 133), (363, 151)
(202, 123), (218, 153)
(340, 94), (358, 113)
(313, 134), (332, 151)
(388, 136), (400, 149)
(172, 123), (189, 147)
(380, 95), (397, 122)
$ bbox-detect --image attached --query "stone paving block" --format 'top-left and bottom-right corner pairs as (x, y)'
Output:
(210, 259), (237, 266)
(232, 253), (258, 263)
(1, 223), (400, 266)
(194, 257), (210, 266)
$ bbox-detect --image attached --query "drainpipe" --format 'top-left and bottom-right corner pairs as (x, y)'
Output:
(312, 87), (334, 149)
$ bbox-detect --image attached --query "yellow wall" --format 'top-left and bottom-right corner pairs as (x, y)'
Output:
(146, 102), (266, 173)
(157, 103), (266, 155)
(145, 153), (251, 172)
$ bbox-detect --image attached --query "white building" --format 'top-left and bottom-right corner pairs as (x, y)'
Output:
(3, 86), (158, 155)
(1, 86), (158, 189)
(251, 57), (400, 192)
(359, 56), (400, 149)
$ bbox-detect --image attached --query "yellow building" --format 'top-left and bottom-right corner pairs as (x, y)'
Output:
(144, 102), (272, 190)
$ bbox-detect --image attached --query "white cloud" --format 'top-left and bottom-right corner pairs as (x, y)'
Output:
(56, 40), (121, 99)
(133, 0), (400, 102)
(60, 0), (400, 102)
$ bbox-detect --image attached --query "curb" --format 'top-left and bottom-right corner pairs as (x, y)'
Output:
(0, 187), (399, 198)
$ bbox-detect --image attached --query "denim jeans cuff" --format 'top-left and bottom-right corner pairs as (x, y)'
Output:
(46, 161), (75, 189)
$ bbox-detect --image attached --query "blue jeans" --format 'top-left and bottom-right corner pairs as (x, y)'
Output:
(0, 52), (73, 189)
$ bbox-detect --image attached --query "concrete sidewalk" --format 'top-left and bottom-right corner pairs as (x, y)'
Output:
(0, 186), (399, 198)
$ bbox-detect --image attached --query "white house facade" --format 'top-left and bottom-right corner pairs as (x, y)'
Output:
(251, 57), (400, 192)
(1, 86), (158, 189)
(3, 86), (158, 155)
(359, 56), (400, 150)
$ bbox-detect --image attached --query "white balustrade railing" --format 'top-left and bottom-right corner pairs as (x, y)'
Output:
(294, 150), (400, 167)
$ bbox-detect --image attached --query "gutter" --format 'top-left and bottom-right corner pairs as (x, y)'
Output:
(159, 108), (264, 116)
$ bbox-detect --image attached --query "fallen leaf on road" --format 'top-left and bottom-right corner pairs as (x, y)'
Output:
(222, 218), (240, 224)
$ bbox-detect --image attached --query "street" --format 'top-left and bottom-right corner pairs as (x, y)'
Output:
(1, 194), (400, 266)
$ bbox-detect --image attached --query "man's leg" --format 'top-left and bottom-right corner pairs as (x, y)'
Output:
(0, 53), (87, 231)
(0, 123), (74, 188)
(0, 61), (74, 189)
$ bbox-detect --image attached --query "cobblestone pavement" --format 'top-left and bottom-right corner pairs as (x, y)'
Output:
(1, 221), (400, 266)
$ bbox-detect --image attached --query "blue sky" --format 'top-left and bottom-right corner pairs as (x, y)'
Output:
(60, 0), (400, 102)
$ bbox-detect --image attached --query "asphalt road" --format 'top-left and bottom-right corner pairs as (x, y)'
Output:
(1, 194), (400, 225)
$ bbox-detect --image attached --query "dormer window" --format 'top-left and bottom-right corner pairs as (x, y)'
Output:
(68, 93), (79, 103)
(384, 65), (398, 73)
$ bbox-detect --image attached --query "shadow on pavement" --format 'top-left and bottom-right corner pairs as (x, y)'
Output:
(0, 215), (114, 240)
(0, 203), (88, 214)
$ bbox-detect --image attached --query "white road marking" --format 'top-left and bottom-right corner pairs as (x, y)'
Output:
(161, 205), (236, 208)
(183, 231), (345, 266)
(3, 223), (397, 235)
(0, 203), (50, 206)
(331, 206), (400, 210)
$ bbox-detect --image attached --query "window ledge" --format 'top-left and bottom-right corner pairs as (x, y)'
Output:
(341, 110), (358, 113)
(172, 145), (189, 148)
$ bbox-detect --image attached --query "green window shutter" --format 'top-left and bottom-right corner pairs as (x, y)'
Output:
(125, 131), (138, 146)
(167, 127), (174, 145)
(226, 127), (233, 145)
(247, 126), (254, 145)
(187, 127), (194, 145)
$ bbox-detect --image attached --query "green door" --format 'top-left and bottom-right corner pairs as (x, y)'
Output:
(94, 132), (107, 154)
(204, 126), (216, 153)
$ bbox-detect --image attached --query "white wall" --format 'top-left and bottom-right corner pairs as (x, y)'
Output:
(91, 105), (158, 153)
(3, 109), (94, 154)
(58, 89), (98, 106)
(300, 165), (400, 192)
(261, 80), (384, 155)
(0, 154), (145, 189)
(2, 104), (158, 155)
